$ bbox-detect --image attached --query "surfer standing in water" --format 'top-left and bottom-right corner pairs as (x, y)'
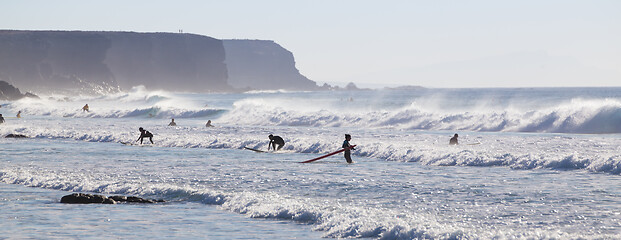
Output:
(268, 134), (285, 151)
(0, 114), (5, 124)
(449, 133), (459, 145)
(343, 134), (355, 163)
(82, 104), (89, 112)
(168, 118), (177, 126)
(136, 127), (154, 144)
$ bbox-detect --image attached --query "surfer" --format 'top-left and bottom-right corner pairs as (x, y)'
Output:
(449, 133), (459, 145)
(82, 104), (89, 112)
(268, 134), (285, 151)
(16, 111), (21, 118)
(136, 127), (154, 144)
(0, 114), (4, 124)
(343, 134), (355, 163)
(168, 118), (177, 126)
(205, 120), (214, 127)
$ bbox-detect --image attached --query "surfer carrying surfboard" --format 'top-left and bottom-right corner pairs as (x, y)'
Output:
(343, 134), (355, 163)
(268, 134), (285, 151)
(136, 127), (154, 144)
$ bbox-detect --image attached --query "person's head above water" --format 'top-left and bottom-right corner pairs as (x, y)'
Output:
(268, 134), (273, 139)
(454, 134), (458, 137)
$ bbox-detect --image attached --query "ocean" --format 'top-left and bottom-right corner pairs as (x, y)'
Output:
(1, 86), (620, 239)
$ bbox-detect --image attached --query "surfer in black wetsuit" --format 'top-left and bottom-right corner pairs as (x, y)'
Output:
(0, 114), (4, 124)
(449, 133), (458, 145)
(136, 127), (154, 144)
(343, 134), (355, 163)
(168, 118), (176, 126)
(268, 134), (285, 151)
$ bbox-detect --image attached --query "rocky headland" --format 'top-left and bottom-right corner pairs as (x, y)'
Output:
(0, 30), (321, 94)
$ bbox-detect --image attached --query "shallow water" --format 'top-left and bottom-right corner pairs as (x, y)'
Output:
(1, 137), (620, 239)
(0, 183), (322, 239)
(1, 88), (621, 239)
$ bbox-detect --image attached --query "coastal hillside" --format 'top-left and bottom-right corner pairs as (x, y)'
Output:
(0, 80), (37, 100)
(0, 30), (318, 94)
(223, 40), (317, 90)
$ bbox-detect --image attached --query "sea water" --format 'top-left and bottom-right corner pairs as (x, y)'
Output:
(1, 87), (621, 239)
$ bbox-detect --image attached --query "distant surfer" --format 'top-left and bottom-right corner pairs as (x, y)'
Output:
(205, 120), (214, 127)
(449, 134), (459, 145)
(82, 104), (89, 112)
(168, 118), (177, 126)
(0, 114), (4, 124)
(136, 127), (154, 144)
(343, 134), (355, 163)
(16, 111), (21, 118)
(268, 134), (285, 151)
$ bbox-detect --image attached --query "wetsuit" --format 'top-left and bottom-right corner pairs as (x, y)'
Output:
(269, 136), (285, 151)
(138, 130), (154, 144)
(449, 136), (458, 145)
(343, 140), (353, 163)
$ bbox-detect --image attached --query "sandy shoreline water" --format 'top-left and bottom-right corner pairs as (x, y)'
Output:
(0, 183), (323, 239)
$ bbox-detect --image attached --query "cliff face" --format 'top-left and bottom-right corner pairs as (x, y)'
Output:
(223, 40), (318, 91)
(0, 30), (318, 94)
(104, 32), (230, 92)
(0, 31), (119, 94)
(0, 30), (232, 94)
(0, 80), (37, 100)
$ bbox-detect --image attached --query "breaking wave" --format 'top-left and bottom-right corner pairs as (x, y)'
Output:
(220, 97), (621, 134)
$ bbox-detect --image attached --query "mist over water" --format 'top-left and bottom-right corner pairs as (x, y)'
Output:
(2, 87), (620, 173)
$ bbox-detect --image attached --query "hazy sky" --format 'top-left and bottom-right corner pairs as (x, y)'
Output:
(3, 0), (620, 88)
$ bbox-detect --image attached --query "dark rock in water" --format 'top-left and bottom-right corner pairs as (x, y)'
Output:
(5, 134), (29, 138)
(108, 195), (127, 202)
(61, 193), (115, 204)
(61, 193), (164, 204)
(109, 195), (163, 203)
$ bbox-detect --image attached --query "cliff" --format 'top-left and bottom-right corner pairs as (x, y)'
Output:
(104, 32), (230, 92)
(0, 30), (318, 94)
(0, 31), (120, 94)
(223, 40), (318, 91)
(0, 80), (37, 100)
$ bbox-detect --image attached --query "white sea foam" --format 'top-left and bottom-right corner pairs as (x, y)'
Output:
(2, 88), (621, 175)
(1, 151), (617, 239)
(4, 87), (621, 133)
(3, 87), (621, 239)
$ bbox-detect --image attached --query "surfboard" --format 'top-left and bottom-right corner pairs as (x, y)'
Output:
(244, 147), (266, 153)
(121, 141), (153, 147)
(299, 145), (356, 163)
